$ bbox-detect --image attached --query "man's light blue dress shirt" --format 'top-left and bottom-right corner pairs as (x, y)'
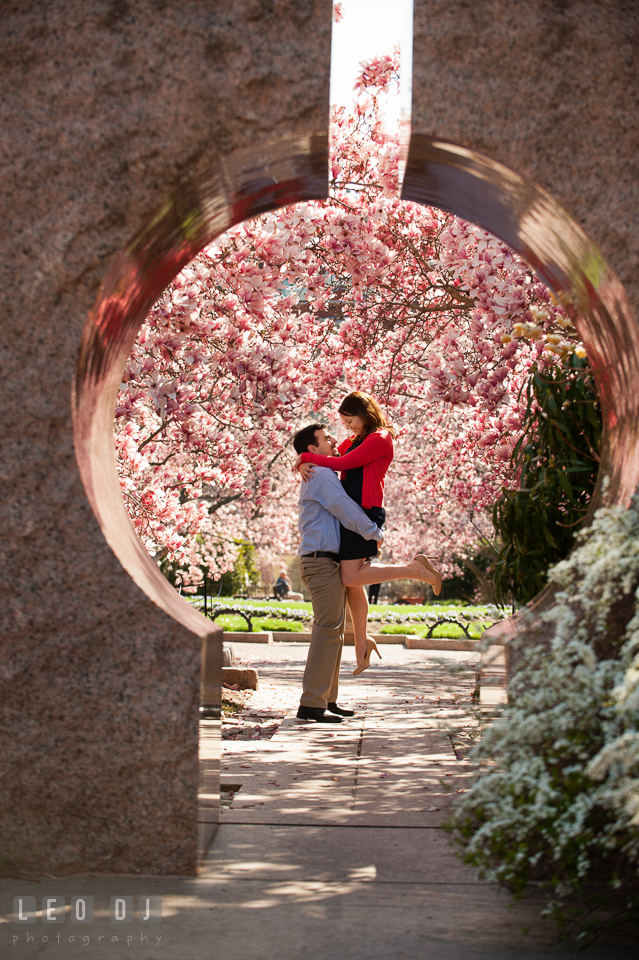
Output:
(297, 466), (383, 556)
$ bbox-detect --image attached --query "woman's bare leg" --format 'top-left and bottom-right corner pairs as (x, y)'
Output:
(341, 557), (439, 590)
(340, 556), (441, 663)
(346, 583), (369, 663)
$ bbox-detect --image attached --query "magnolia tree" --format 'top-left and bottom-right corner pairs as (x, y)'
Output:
(115, 50), (579, 590)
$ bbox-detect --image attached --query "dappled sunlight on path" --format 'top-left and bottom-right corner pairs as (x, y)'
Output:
(188, 644), (637, 958)
(208, 643), (479, 828)
(3, 644), (635, 959)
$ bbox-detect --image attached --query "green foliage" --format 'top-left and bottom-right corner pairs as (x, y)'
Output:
(493, 355), (601, 604)
(217, 542), (260, 596)
(160, 539), (260, 596)
(440, 549), (494, 602)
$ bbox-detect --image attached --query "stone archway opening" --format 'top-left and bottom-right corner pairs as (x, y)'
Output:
(73, 131), (639, 858)
(76, 134), (639, 630)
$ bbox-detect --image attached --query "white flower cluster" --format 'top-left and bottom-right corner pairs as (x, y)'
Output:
(449, 500), (639, 933)
(190, 600), (311, 623)
(368, 605), (501, 629)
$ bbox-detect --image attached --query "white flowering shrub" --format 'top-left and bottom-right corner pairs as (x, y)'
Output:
(448, 501), (639, 936)
(589, 608), (639, 828)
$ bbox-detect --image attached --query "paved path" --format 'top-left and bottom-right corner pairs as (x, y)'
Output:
(1, 642), (635, 958)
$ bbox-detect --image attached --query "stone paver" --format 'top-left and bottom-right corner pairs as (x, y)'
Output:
(1, 642), (635, 958)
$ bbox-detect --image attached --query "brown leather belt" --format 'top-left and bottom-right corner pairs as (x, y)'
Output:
(301, 551), (340, 561)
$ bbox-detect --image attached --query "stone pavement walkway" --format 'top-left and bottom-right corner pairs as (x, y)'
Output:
(1, 642), (636, 958)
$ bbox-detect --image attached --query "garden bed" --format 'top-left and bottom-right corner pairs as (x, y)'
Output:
(189, 597), (501, 640)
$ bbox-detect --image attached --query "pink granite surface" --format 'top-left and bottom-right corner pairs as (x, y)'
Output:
(412, 0), (639, 316)
(0, 0), (331, 876)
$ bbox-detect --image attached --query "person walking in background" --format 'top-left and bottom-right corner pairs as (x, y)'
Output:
(368, 582), (381, 605)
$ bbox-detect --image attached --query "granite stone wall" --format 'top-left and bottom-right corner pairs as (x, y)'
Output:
(2, 0), (637, 879)
(411, 0), (639, 316)
(0, 0), (331, 877)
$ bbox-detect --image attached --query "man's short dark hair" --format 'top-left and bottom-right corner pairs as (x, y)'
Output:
(293, 423), (324, 455)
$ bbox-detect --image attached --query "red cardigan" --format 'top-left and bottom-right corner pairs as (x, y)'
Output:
(301, 429), (394, 508)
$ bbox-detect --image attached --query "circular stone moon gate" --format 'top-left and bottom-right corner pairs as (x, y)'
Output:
(2, 1), (639, 878)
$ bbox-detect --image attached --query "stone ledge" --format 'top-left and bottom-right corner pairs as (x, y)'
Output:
(405, 636), (479, 652)
(479, 644), (508, 711)
(221, 631), (479, 650)
(269, 632), (477, 648)
(345, 633), (409, 645)
(271, 631), (311, 642)
(221, 631), (273, 643)
(223, 667), (259, 690)
(270, 632), (412, 644)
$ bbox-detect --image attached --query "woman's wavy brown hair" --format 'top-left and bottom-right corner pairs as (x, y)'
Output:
(338, 391), (397, 439)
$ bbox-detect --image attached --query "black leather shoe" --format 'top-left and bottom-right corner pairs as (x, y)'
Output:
(297, 706), (342, 723)
(327, 702), (355, 717)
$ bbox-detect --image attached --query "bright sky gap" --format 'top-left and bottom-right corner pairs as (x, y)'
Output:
(330, 0), (414, 129)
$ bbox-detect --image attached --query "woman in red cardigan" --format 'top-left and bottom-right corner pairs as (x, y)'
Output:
(297, 392), (442, 675)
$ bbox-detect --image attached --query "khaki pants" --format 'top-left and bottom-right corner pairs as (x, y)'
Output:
(299, 557), (346, 709)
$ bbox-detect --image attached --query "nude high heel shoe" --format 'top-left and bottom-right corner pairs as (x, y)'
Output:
(352, 637), (382, 677)
(415, 554), (442, 596)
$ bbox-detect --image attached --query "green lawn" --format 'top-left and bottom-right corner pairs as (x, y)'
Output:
(206, 598), (498, 638)
(208, 598), (496, 617)
(212, 614), (305, 632)
(379, 622), (488, 638)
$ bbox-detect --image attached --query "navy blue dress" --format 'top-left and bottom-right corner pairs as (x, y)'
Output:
(338, 436), (386, 561)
